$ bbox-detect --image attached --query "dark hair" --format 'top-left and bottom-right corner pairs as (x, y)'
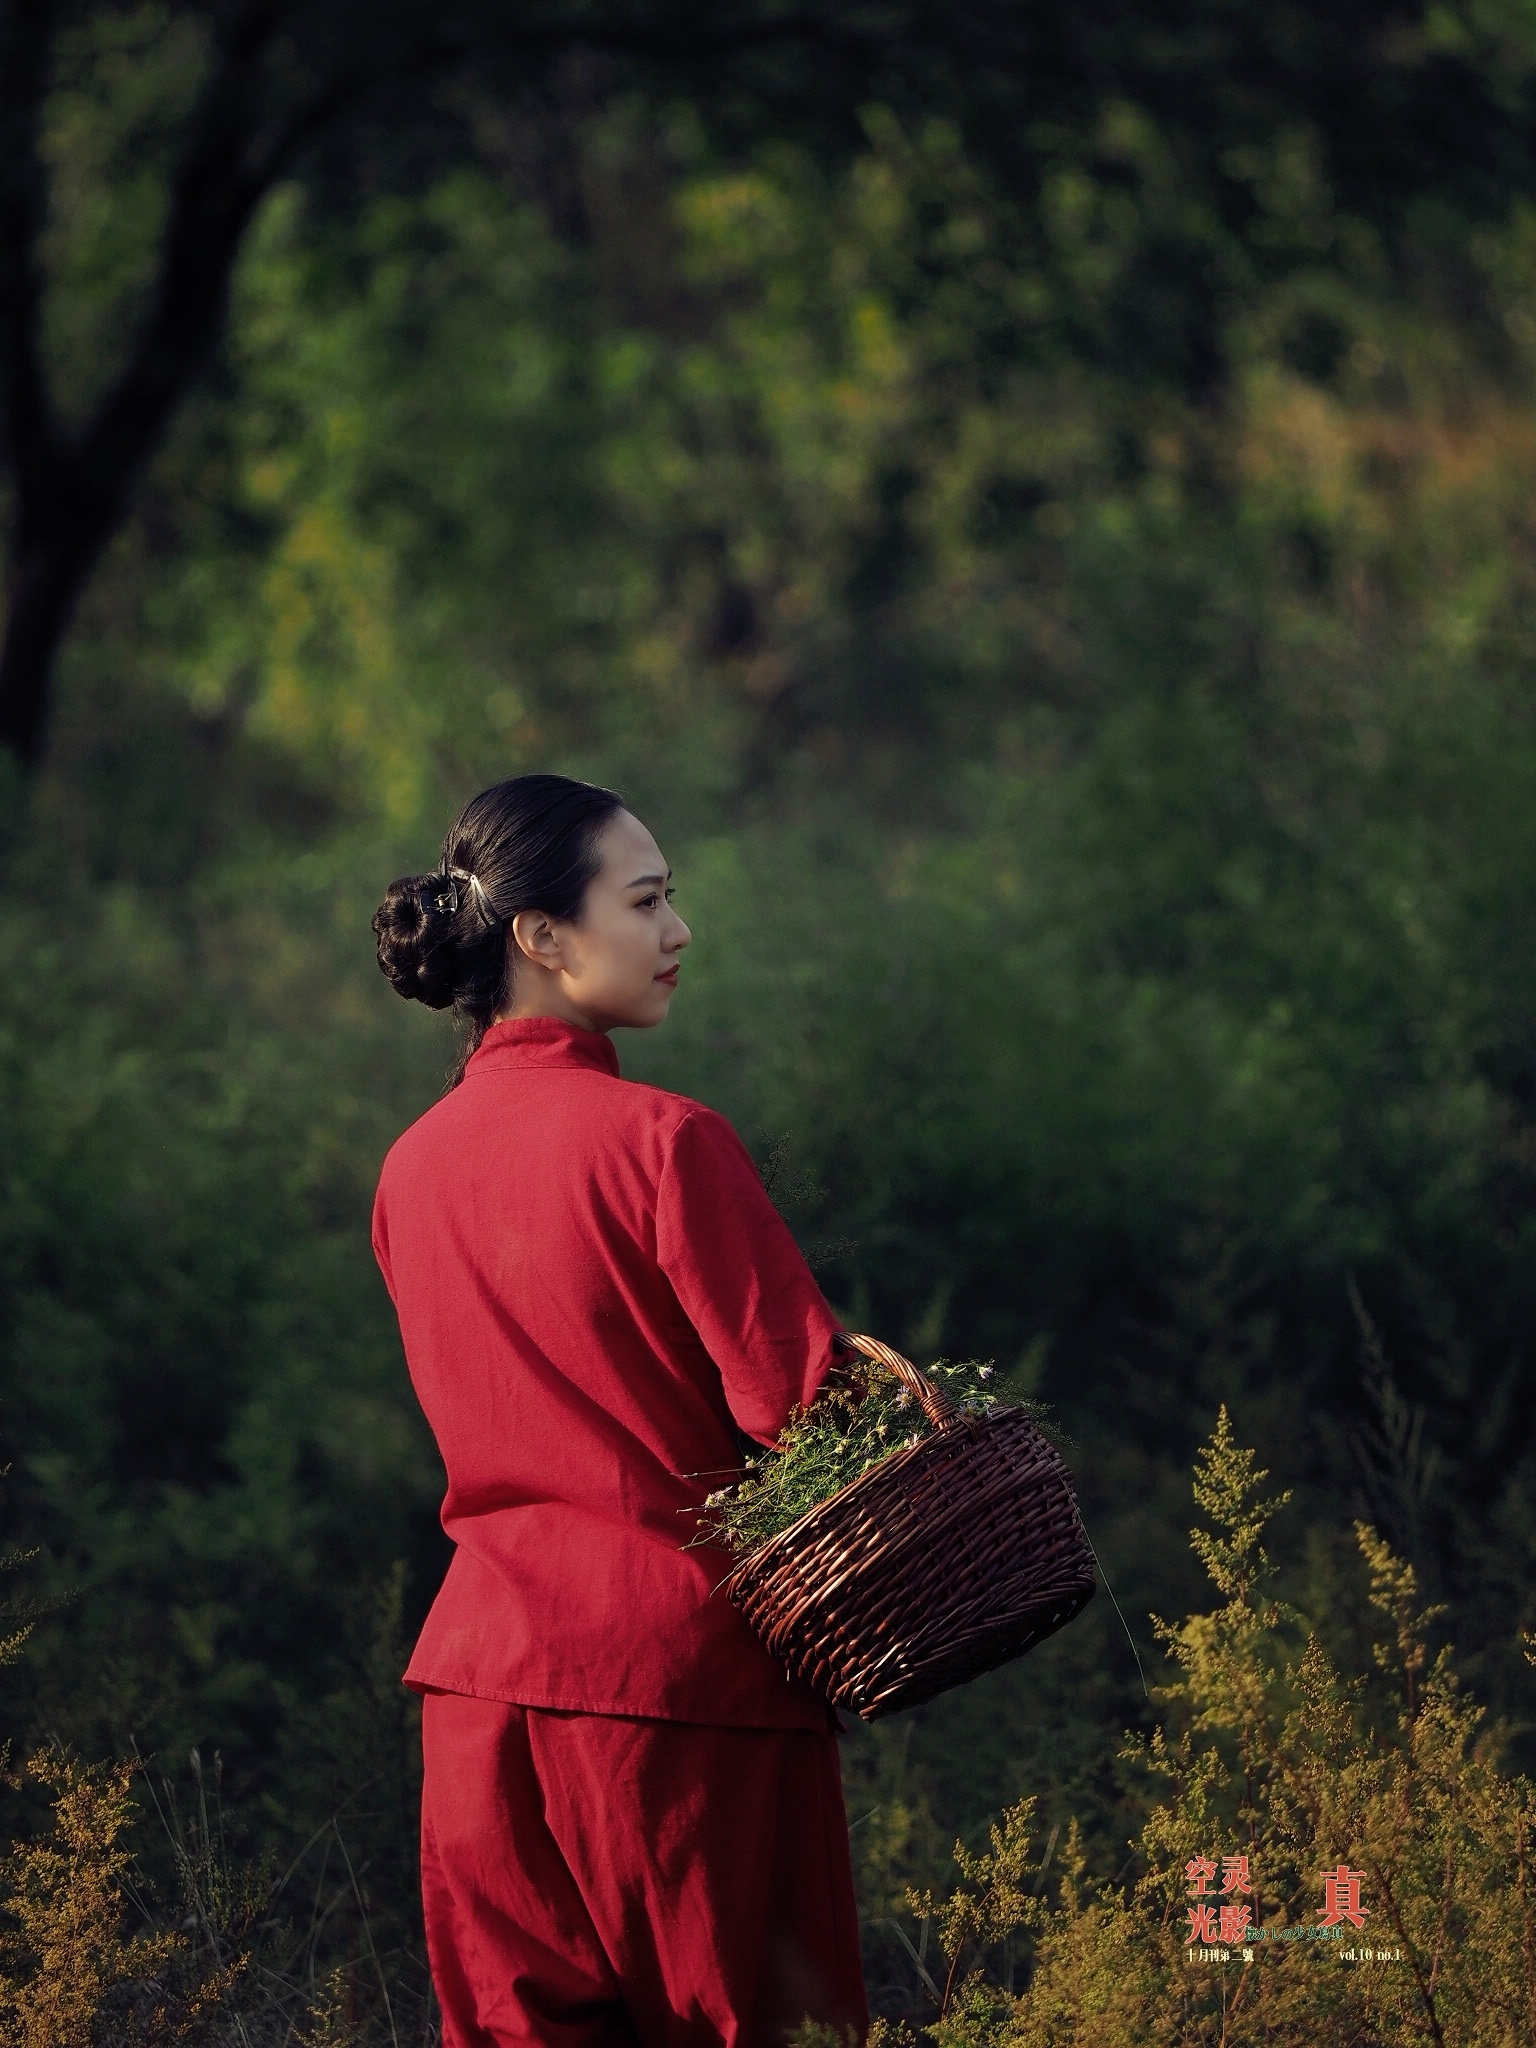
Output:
(373, 773), (626, 1084)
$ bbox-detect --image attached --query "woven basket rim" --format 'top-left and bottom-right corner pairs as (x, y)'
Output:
(719, 1391), (1069, 1598)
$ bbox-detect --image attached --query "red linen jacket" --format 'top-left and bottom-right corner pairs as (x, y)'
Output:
(372, 1015), (839, 1727)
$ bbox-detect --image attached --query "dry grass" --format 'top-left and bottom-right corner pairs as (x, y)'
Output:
(873, 1412), (1536, 2047)
(8, 1418), (1535, 2044)
(0, 1751), (236, 2048)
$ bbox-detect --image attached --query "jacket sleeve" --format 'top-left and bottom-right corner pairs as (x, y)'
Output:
(654, 1106), (841, 1442)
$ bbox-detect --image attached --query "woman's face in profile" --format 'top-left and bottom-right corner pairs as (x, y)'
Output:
(506, 809), (692, 1031)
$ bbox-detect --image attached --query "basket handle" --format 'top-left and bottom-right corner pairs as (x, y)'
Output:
(832, 1330), (961, 1428)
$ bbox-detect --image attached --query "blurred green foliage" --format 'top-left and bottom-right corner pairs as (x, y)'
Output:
(6, 5), (1536, 2026)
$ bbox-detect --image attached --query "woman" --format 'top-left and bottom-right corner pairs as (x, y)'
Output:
(371, 774), (868, 2048)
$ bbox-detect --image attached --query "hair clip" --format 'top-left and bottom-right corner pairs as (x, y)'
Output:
(448, 866), (498, 922)
(419, 877), (459, 917)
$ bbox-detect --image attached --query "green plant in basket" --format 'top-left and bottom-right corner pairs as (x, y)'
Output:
(704, 1358), (1060, 1557)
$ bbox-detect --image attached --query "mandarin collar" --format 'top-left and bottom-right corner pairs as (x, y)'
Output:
(465, 1016), (621, 1079)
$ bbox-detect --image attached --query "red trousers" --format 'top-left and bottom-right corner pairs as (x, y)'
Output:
(419, 1693), (869, 2048)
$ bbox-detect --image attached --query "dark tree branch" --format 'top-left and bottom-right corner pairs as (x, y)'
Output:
(0, 0), (66, 509)
(0, 0), (902, 767)
(0, 0), (373, 765)
(84, 9), (344, 498)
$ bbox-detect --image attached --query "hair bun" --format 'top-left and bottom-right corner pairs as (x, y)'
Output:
(372, 874), (463, 1009)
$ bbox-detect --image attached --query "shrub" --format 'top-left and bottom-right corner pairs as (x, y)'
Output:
(889, 1411), (1536, 2046)
(0, 1750), (237, 2047)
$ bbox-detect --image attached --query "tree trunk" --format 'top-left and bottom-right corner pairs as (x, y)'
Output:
(0, 497), (119, 766)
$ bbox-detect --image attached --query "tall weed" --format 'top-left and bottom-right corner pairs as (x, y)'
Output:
(878, 1412), (1536, 2045)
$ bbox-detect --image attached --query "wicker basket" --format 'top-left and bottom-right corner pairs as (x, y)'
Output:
(722, 1331), (1096, 1721)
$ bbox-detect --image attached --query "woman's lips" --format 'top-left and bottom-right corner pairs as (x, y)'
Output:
(656, 967), (679, 985)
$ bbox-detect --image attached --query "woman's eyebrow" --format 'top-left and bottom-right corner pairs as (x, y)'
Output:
(626, 870), (672, 888)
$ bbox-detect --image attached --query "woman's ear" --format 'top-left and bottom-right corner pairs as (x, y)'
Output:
(510, 908), (560, 970)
